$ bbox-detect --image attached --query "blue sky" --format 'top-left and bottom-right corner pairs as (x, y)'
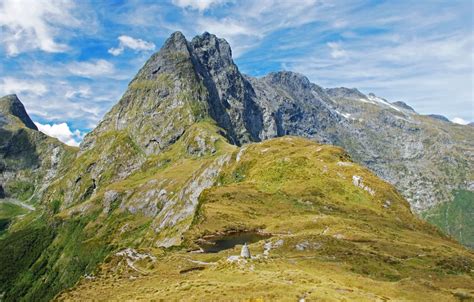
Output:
(0, 0), (473, 145)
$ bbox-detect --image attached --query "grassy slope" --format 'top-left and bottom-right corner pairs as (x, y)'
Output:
(0, 121), (234, 301)
(422, 190), (474, 249)
(57, 137), (474, 301)
(0, 200), (28, 234)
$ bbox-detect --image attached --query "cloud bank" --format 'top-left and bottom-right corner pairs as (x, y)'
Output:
(0, 0), (81, 56)
(34, 122), (83, 147)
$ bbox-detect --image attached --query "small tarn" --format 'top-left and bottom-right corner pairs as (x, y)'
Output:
(197, 230), (271, 253)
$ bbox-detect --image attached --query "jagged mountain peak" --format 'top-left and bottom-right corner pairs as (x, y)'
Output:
(83, 31), (260, 151)
(0, 94), (38, 130)
(165, 31), (188, 47)
(134, 31), (235, 83)
(132, 31), (193, 83)
(191, 32), (233, 66)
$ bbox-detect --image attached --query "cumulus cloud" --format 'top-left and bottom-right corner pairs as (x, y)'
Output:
(34, 122), (83, 146)
(108, 35), (155, 56)
(172, 0), (228, 11)
(451, 117), (470, 125)
(0, 77), (48, 96)
(66, 59), (116, 78)
(0, 0), (80, 56)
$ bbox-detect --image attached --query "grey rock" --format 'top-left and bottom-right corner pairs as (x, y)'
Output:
(240, 243), (251, 258)
(295, 241), (322, 251)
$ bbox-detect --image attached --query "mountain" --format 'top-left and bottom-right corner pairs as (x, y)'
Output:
(0, 95), (76, 233)
(0, 32), (472, 301)
(88, 32), (473, 228)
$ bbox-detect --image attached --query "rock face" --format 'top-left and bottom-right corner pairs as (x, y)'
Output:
(93, 31), (471, 220)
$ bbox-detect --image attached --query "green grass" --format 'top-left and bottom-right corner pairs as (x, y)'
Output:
(57, 137), (474, 301)
(0, 200), (30, 235)
(5, 180), (35, 201)
(0, 201), (28, 220)
(0, 212), (113, 302)
(422, 190), (474, 248)
(0, 219), (55, 301)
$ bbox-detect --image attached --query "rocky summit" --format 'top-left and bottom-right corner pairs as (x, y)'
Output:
(0, 32), (472, 301)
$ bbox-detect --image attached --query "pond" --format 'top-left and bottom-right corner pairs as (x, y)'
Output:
(197, 231), (271, 253)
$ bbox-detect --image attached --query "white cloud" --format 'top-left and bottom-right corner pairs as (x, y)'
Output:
(327, 42), (347, 59)
(0, 77), (48, 96)
(65, 86), (92, 99)
(172, 0), (228, 11)
(66, 59), (116, 78)
(34, 122), (83, 146)
(451, 117), (469, 125)
(0, 0), (80, 56)
(108, 35), (156, 56)
(166, 0), (323, 57)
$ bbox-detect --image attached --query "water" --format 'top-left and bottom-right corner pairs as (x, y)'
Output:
(198, 231), (271, 253)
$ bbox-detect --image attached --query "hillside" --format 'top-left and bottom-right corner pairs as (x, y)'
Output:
(58, 136), (473, 301)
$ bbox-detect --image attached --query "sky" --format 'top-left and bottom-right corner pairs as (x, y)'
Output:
(0, 0), (473, 146)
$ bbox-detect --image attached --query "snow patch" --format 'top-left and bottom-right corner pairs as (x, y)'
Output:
(367, 94), (402, 112)
(335, 110), (352, 119)
(356, 94), (403, 113)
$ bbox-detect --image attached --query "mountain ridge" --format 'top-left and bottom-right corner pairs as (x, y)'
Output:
(16, 31), (474, 245)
